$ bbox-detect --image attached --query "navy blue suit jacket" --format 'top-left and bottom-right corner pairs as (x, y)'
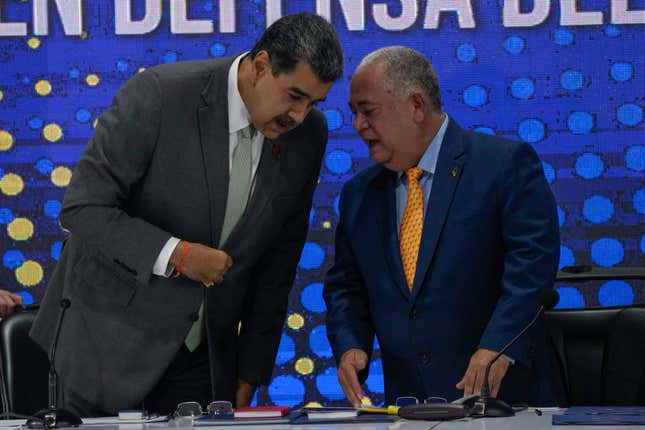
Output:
(324, 119), (560, 405)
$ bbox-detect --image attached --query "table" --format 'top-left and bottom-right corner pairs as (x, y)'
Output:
(3, 410), (645, 430)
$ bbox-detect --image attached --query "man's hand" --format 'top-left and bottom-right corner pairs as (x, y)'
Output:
(235, 379), (256, 407)
(0, 290), (23, 318)
(337, 348), (368, 407)
(170, 241), (233, 285)
(456, 348), (509, 397)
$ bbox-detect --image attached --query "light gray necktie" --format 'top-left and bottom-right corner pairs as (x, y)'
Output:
(185, 125), (254, 351)
(219, 125), (254, 245)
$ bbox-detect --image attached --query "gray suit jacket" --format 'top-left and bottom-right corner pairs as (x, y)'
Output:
(30, 56), (327, 416)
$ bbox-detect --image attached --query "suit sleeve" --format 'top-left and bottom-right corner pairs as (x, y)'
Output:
(478, 142), (560, 367)
(323, 183), (374, 381)
(59, 70), (171, 285)
(236, 118), (327, 387)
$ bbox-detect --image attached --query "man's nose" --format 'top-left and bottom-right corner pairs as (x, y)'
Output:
(353, 113), (366, 131)
(289, 105), (308, 126)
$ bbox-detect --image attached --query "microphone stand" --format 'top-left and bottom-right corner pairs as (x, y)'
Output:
(26, 299), (82, 428)
(469, 306), (546, 417)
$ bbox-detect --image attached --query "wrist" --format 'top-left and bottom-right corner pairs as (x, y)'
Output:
(169, 241), (185, 267)
(170, 241), (190, 278)
(238, 378), (255, 389)
(340, 348), (364, 363)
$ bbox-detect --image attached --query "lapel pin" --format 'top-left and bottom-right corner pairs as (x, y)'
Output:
(451, 167), (458, 177)
(272, 143), (281, 159)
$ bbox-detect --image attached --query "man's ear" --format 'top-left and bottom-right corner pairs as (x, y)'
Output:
(251, 50), (272, 81)
(411, 92), (427, 123)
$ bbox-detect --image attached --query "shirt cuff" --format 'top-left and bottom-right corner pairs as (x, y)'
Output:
(152, 237), (180, 277)
(502, 354), (515, 365)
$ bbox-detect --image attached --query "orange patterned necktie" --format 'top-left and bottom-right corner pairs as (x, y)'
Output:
(399, 167), (424, 291)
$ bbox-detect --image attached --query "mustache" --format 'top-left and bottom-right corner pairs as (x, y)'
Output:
(275, 114), (297, 129)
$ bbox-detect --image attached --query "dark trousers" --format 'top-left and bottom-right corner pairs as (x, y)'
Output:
(143, 342), (212, 415)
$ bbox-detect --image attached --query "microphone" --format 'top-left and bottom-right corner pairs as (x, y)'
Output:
(467, 289), (560, 418)
(26, 299), (82, 428)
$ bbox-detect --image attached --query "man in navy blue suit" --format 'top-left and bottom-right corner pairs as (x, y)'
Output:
(324, 46), (560, 407)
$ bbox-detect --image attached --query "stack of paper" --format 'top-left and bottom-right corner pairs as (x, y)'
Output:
(289, 406), (399, 424)
(233, 406), (291, 418)
(299, 407), (358, 420)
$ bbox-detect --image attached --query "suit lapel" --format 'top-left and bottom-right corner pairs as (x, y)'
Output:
(374, 170), (410, 300)
(197, 58), (235, 247)
(410, 119), (466, 302)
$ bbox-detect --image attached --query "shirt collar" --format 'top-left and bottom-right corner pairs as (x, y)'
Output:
(398, 113), (450, 181)
(227, 52), (252, 134)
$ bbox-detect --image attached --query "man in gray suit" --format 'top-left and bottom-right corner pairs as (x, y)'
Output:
(30, 13), (343, 416)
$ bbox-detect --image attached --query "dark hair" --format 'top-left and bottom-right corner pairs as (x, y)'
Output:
(250, 12), (343, 83)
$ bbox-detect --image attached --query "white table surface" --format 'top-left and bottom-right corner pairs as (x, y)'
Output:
(3, 410), (645, 430)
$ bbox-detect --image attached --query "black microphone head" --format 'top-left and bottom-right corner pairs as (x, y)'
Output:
(539, 289), (559, 310)
(60, 298), (71, 309)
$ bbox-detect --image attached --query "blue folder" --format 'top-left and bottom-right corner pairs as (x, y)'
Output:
(193, 411), (398, 426)
(553, 406), (645, 425)
(288, 411), (399, 424)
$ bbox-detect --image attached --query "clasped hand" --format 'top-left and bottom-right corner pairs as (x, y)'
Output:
(170, 241), (233, 285)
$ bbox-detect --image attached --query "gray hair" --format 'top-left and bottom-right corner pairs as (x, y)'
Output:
(358, 46), (442, 111)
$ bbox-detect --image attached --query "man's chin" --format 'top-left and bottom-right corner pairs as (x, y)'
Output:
(257, 126), (279, 139)
(371, 155), (400, 171)
(264, 124), (291, 139)
(369, 150), (389, 166)
(382, 162), (399, 171)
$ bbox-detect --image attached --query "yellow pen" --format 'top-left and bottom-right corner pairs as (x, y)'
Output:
(360, 405), (400, 415)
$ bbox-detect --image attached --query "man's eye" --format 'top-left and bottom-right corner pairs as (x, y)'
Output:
(289, 93), (302, 101)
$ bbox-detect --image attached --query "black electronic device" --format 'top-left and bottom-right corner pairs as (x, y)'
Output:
(466, 289), (560, 418)
(398, 403), (469, 421)
(26, 299), (82, 428)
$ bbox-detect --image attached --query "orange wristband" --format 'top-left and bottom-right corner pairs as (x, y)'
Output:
(173, 241), (189, 278)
